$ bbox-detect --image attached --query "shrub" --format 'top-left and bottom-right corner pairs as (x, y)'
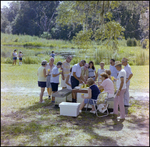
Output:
(23, 57), (41, 64)
(127, 38), (137, 46)
(23, 42), (43, 47)
(40, 32), (52, 39)
(135, 51), (149, 65)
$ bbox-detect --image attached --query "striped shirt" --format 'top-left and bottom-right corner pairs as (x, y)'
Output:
(62, 60), (70, 79)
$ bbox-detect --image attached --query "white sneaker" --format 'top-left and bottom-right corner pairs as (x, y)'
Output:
(110, 112), (114, 114)
(79, 110), (82, 113)
(41, 100), (45, 103)
(90, 110), (96, 114)
(117, 116), (125, 120)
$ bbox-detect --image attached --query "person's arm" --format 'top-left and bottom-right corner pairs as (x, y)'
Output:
(65, 75), (71, 87)
(81, 88), (92, 99)
(73, 72), (80, 81)
(95, 71), (98, 81)
(80, 75), (85, 83)
(117, 77), (124, 96)
(53, 72), (61, 77)
(61, 68), (65, 80)
(126, 73), (133, 83)
(43, 68), (47, 77)
(98, 85), (104, 90)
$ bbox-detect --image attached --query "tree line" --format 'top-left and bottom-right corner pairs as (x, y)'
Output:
(1, 1), (149, 42)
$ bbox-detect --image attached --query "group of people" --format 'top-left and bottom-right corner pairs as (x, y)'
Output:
(37, 55), (133, 120)
(12, 49), (23, 65)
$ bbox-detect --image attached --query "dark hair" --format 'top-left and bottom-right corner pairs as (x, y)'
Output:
(111, 59), (115, 62)
(100, 72), (108, 79)
(70, 67), (72, 72)
(57, 61), (62, 66)
(52, 51), (54, 53)
(14, 49), (17, 52)
(88, 61), (95, 70)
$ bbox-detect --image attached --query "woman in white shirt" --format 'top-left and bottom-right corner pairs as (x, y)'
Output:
(95, 61), (105, 84)
(12, 49), (17, 65)
(37, 60), (50, 103)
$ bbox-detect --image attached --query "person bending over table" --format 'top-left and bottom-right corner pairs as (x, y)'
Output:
(79, 78), (100, 114)
(71, 60), (86, 102)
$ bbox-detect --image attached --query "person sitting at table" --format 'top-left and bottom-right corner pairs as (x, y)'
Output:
(79, 78), (100, 114)
(65, 67), (72, 90)
(105, 69), (117, 93)
(99, 72), (115, 98)
(88, 61), (96, 81)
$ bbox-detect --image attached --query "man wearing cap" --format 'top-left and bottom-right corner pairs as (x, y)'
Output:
(113, 61), (126, 120)
(122, 58), (133, 107)
(109, 59), (118, 79)
(61, 56), (72, 89)
(71, 60), (86, 102)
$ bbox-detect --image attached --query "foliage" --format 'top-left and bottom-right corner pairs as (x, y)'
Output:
(40, 32), (52, 39)
(127, 38), (137, 47)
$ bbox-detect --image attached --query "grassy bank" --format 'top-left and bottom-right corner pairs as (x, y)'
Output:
(1, 33), (149, 65)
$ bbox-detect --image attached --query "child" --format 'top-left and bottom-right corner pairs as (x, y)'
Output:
(12, 49), (17, 65)
(50, 51), (56, 58)
(18, 51), (23, 65)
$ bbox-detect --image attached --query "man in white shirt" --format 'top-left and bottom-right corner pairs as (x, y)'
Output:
(122, 58), (133, 107)
(61, 56), (72, 89)
(112, 61), (126, 120)
(110, 59), (119, 79)
(71, 60), (86, 102)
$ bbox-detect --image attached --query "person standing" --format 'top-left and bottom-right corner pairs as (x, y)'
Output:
(37, 60), (50, 103)
(50, 62), (64, 103)
(71, 60), (86, 102)
(12, 49), (17, 65)
(45, 57), (55, 100)
(112, 61), (126, 120)
(18, 51), (23, 65)
(122, 58), (133, 107)
(88, 61), (97, 81)
(95, 61), (105, 84)
(50, 51), (56, 58)
(61, 56), (72, 89)
(110, 59), (118, 79)
(81, 63), (89, 82)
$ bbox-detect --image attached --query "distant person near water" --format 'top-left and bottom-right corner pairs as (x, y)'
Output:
(12, 49), (17, 65)
(18, 51), (23, 65)
(50, 51), (56, 58)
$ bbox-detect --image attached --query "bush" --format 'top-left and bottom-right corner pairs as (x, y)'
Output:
(40, 32), (52, 39)
(127, 38), (137, 46)
(23, 42), (43, 47)
(23, 56), (41, 64)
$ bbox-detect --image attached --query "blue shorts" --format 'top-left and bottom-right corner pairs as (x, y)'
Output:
(84, 99), (97, 105)
(13, 57), (17, 60)
(51, 83), (58, 92)
(38, 81), (46, 88)
(19, 58), (22, 60)
(71, 76), (79, 89)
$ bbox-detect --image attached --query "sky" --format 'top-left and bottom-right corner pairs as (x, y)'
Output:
(1, 1), (12, 8)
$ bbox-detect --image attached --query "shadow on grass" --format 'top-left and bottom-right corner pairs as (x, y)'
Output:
(1, 99), (149, 146)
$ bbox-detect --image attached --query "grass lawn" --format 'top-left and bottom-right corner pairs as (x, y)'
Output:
(1, 63), (149, 146)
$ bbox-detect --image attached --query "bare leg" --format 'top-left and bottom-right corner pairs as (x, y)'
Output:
(79, 101), (86, 110)
(52, 91), (56, 101)
(40, 87), (45, 102)
(91, 105), (95, 111)
(14, 60), (17, 65)
(47, 88), (52, 96)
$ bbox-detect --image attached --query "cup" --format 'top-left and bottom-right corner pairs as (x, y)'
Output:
(48, 69), (50, 72)
(81, 94), (84, 96)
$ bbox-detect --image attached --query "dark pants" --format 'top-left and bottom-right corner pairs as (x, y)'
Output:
(71, 76), (79, 102)
(71, 76), (79, 89)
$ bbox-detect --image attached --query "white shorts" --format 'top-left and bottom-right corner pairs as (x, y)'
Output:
(61, 78), (67, 87)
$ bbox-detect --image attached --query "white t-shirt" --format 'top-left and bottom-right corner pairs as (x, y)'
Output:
(124, 64), (133, 80)
(97, 68), (105, 82)
(116, 69), (126, 90)
(50, 66), (59, 83)
(71, 63), (81, 77)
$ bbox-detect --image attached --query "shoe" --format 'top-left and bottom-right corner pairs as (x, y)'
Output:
(39, 100), (45, 103)
(48, 96), (51, 100)
(117, 116), (125, 120)
(90, 110), (96, 114)
(110, 112), (114, 114)
(79, 110), (82, 113)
